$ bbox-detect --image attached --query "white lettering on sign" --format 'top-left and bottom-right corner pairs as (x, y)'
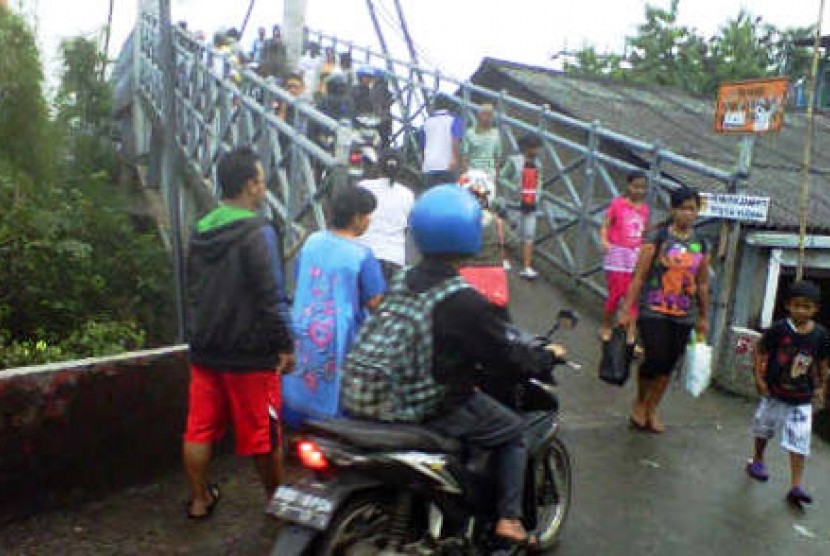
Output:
(698, 193), (770, 223)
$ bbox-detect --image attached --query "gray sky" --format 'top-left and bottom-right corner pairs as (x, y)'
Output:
(29, 0), (828, 86)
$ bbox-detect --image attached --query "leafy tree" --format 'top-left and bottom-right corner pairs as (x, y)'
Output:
(56, 36), (112, 134)
(624, 0), (709, 93)
(564, 46), (625, 79)
(564, 0), (816, 97)
(0, 9), (54, 183)
(0, 12), (174, 369)
(706, 12), (774, 88)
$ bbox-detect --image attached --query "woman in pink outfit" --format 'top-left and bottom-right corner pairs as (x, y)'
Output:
(599, 171), (649, 345)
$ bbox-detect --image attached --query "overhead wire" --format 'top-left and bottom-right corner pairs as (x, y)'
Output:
(239, 0), (256, 38)
(374, 0), (450, 76)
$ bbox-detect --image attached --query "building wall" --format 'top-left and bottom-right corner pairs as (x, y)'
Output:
(0, 347), (190, 523)
(730, 243), (769, 329)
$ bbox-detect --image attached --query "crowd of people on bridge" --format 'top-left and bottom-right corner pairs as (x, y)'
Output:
(178, 22), (395, 150)
(177, 21), (827, 536)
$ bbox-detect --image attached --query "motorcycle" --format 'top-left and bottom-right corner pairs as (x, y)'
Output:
(353, 112), (384, 150)
(269, 310), (580, 555)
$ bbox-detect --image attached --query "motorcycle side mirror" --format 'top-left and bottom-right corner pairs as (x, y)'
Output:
(555, 309), (579, 330)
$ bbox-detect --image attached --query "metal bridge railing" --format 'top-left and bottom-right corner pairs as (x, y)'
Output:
(137, 12), (354, 254)
(136, 9), (743, 298)
(306, 28), (742, 296)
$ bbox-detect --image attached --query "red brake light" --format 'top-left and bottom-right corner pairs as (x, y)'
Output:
(349, 152), (362, 164)
(297, 440), (329, 470)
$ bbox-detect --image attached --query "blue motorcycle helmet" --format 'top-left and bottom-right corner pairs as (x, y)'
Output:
(356, 65), (376, 79)
(410, 184), (482, 256)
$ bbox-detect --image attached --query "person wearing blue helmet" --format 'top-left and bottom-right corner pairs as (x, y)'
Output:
(403, 184), (559, 548)
(352, 65), (393, 147)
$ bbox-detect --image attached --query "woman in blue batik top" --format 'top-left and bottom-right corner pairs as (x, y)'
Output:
(282, 186), (386, 427)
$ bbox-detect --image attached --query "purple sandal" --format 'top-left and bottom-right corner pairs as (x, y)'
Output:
(786, 486), (813, 508)
(745, 461), (769, 482)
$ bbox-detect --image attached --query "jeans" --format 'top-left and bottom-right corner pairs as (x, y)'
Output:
(425, 392), (527, 518)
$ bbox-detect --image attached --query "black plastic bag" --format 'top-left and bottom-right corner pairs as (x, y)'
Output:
(599, 328), (631, 386)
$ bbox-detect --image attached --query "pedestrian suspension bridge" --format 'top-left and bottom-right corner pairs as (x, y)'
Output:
(131, 4), (744, 301)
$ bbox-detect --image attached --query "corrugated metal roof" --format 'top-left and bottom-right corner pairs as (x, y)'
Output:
(471, 58), (830, 232)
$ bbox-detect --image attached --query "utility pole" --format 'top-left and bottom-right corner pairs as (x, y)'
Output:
(796, 0), (826, 280)
(284, 0), (308, 72)
(159, 0), (187, 341)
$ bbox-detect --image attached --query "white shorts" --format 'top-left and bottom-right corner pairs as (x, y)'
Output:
(520, 213), (537, 241)
(751, 397), (812, 456)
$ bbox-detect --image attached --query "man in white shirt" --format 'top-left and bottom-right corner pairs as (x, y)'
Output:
(357, 150), (415, 281)
(421, 94), (464, 188)
(296, 43), (322, 101)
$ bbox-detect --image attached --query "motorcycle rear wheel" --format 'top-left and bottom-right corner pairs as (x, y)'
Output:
(534, 436), (572, 549)
(317, 493), (399, 555)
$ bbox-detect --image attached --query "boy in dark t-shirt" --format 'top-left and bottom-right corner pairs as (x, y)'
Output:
(746, 281), (829, 509)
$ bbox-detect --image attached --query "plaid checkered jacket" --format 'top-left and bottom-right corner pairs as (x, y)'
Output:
(341, 272), (469, 423)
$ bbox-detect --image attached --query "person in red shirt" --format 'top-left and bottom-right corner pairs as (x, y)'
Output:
(599, 171), (649, 345)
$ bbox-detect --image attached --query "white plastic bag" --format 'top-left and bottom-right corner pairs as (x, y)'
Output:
(683, 334), (712, 398)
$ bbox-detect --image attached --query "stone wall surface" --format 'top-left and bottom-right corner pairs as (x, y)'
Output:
(0, 346), (190, 523)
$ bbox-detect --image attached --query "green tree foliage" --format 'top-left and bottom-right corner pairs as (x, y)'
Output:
(0, 12), (174, 369)
(564, 0), (815, 97)
(0, 9), (54, 184)
(565, 46), (625, 79)
(56, 36), (113, 134)
(623, 0), (709, 93)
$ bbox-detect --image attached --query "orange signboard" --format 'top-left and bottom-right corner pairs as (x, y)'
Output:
(714, 77), (789, 134)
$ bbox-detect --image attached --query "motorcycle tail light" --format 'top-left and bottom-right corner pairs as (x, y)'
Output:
(297, 440), (329, 471)
(349, 152), (362, 165)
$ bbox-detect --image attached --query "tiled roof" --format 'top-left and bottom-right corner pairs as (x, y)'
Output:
(471, 57), (830, 231)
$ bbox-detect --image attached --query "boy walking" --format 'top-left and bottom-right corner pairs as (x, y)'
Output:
(501, 134), (543, 279)
(746, 280), (828, 509)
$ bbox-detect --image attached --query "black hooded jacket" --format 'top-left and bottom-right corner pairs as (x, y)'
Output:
(405, 258), (553, 409)
(187, 213), (293, 372)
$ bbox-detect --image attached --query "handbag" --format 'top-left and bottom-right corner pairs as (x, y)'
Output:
(682, 332), (713, 398)
(598, 327), (631, 386)
(459, 266), (509, 307)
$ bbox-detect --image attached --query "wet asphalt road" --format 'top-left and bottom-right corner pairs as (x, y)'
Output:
(1, 269), (829, 555)
(510, 268), (830, 556)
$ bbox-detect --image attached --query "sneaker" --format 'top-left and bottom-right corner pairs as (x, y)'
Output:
(745, 461), (769, 482)
(786, 486), (813, 508)
(519, 267), (539, 280)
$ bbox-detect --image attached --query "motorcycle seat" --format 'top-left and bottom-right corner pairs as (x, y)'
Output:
(304, 418), (461, 454)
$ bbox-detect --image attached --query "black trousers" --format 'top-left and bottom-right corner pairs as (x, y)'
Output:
(425, 392), (527, 518)
(638, 317), (693, 377)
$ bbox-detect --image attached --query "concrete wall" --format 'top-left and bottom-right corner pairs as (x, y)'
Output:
(0, 346), (189, 523)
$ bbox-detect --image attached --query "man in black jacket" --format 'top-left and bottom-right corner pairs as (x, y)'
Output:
(183, 146), (294, 519)
(407, 185), (560, 549)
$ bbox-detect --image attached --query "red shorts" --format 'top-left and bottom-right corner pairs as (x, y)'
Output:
(605, 271), (637, 317)
(184, 364), (281, 456)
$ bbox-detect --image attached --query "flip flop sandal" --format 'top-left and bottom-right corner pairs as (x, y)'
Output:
(644, 421), (665, 434)
(628, 416), (648, 431)
(186, 483), (220, 520)
(494, 532), (541, 553)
